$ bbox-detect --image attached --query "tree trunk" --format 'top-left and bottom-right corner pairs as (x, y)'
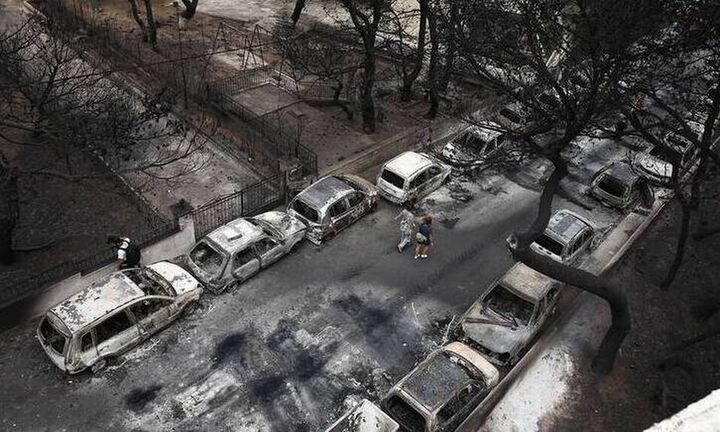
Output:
(507, 158), (631, 375)
(400, 0), (428, 101)
(141, 0), (157, 46)
(660, 203), (691, 290)
(426, 6), (439, 119)
(361, 52), (377, 133)
(180, 0), (199, 19)
(333, 80), (353, 120)
(127, 0), (147, 42)
(291, 0), (306, 26)
(439, 38), (456, 92)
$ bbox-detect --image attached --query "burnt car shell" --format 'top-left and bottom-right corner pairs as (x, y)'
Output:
(590, 162), (642, 209)
(458, 263), (559, 366)
(287, 174), (378, 244)
(381, 342), (499, 432)
(38, 263), (201, 374)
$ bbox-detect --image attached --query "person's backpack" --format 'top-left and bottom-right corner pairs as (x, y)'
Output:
(124, 242), (141, 266)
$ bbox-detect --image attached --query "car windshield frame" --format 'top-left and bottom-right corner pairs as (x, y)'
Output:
(124, 267), (175, 296)
(534, 233), (565, 257)
(381, 168), (406, 190)
(189, 240), (227, 278)
(291, 198), (321, 224)
(483, 284), (535, 325)
(597, 175), (628, 199)
(40, 317), (69, 356)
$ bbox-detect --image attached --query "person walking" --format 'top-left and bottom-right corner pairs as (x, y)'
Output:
(414, 215), (433, 260)
(107, 235), (141, 269)
(394, 202), (416, 253)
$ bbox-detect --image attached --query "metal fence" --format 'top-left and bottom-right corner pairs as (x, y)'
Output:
(0, 219), (178, 309)
(190, 173), (287, 239)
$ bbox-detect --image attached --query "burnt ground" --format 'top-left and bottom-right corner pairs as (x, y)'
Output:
(552, 195), (720, 431)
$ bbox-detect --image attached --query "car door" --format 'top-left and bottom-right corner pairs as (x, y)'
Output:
(346, 191), (367, 223)
(230, 247), (260, 283)
(328, 197), (352, 233)
(407, 169), (430, 199)
(425, 165), (446, 194)
(129, 297), (176, 338)
(254, 236), (285, 268)
(95, 308), (141, 358)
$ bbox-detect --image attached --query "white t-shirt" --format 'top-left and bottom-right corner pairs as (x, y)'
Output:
(117, 238), (131, 261)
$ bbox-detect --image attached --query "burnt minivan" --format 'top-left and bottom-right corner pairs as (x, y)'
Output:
(38, 262), (202, 374)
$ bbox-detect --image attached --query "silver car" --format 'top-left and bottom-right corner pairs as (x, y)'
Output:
(439, 122), (508, 169)
(287, 174), (379, 245)
(381, 342), (500, 432)
(590, 162), (652, 210)
(38, 262), (202, 374)
(181, 211), (306, 293)
(530, 209), (594, 265)
(376, 151), (451, 204)
(456, 263), (560, 366)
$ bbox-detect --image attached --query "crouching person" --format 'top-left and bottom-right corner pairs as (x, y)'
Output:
(107, 235), (141, 269)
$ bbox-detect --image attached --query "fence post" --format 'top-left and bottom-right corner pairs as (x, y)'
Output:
(240, 189), (245, 216)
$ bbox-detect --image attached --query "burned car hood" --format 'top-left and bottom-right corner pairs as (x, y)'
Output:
(635, 154), (673, 179)
(461, 313), (534, 357)
(441, 143), (480, 165)
(148, 262), (201, 296)
(252, 211), (306, 239)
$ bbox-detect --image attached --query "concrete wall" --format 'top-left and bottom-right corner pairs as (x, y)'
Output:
(27, 216), (196, 320)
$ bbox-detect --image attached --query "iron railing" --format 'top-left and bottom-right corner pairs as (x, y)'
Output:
(190, 173), (287, 239)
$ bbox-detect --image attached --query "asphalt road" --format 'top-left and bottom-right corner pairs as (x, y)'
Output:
(0, 174), (544, 431)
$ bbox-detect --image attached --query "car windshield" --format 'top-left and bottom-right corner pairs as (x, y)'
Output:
(597, 175), (628, 198)
(534, 233), (565, 256)
(189, 241), (226, 276)
(40, 318), (68, 355)
(500, 108), (523, 124)
(291, 199), (320, 223)
(484, 285), (534, 325)
(381, 168), (405, 189)
(385, 396), (426, 432)
(458, 132), (488, 154)
(125, 268), (173, 296)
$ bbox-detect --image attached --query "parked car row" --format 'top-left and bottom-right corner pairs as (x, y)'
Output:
(37, 152), (451, 375)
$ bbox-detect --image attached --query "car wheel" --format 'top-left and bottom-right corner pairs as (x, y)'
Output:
(91, 358), (108, 374)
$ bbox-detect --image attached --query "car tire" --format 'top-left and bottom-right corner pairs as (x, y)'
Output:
(91, 358), (108, 374)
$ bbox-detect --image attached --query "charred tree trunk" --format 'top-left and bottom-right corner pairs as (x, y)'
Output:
(400, 0), (428, 101)
(660, 202), (691, 290)
(426, 6), (439, 119)
(291, 0), (306, 26)
(360, 52), (377, 133)
(180, 0), (199, 19)
(0, 168), (19, 265)
(126, 0), (147, 42)
(141, 0), (157, 46)
(439, 38), (456, 92)
(333, 80), (353, 120)
(507, 157), (631, 375)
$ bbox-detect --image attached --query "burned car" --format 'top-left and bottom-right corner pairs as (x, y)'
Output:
(631, 130), (700, 186)
(38, 262), (202, 374)
(456, 263), (560, 366)
(590, 162), (653, 210)
(181, 211), (306, 292)
(376, 151), (451, 204)
(530, 209), (594, 265)
(438, 122), (508, 169)
(381, 342), (500, 432)
(325, 399), (399, 432)
(288, 174), (378, 244)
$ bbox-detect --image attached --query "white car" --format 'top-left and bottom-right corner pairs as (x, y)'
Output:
(530, 209), (594, 265)
(180, 211), (306, 293)
(38, 262), (202, 374)
(631, 129), (700, 186)
(376, 151), (451, 204)
(381, 342), (499, 432)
